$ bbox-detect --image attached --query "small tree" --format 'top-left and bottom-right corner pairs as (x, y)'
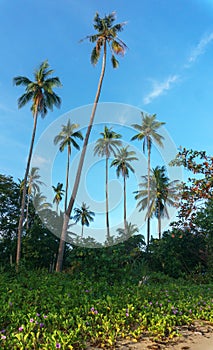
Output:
(72, 202), (95, 237)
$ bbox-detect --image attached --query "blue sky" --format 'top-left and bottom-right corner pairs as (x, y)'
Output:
(1, 0), (213, 241)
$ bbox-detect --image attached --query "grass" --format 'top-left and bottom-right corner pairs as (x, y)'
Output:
(0, 270), (213, 349)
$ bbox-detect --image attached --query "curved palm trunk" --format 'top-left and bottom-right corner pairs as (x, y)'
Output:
(56, 41), (107, 272)
(81, 224), (84, 237)
(64, 145), (70, 212)
(123, 174), (127, 231)
(147, 137), (151, 247)
(106, 154), (110, 240)
(16, 110), (38, 268)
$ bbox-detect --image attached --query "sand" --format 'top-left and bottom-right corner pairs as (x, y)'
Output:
(116, 321), (213, 350)
(87, 320), (213, 350)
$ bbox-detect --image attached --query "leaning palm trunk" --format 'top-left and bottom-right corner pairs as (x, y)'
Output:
(16, 109), (38, 267)
(55, 42), (107, 272)
(106, 153), (110, 240)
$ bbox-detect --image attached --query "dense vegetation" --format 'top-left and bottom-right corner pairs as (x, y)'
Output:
(0, 271), (213, 349)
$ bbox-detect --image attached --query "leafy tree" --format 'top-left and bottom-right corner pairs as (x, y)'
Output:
(54, 120), (83, 211)
(56, 12), (127, 272)
(111, 146), (138, 230)
(22, 214), (59, 270)
(170, 148), (213, 229)
(135, 166), (179, 239)
(72, 202), (95, 237)
(131, 113), (165, 245)
(94, 126), (122, 239)
(13, 60), (62, 267)
(148, 229), (206, 278)
(0, 174), (20, 266)
(193, 199), (213, 272)
(52, 183), (64, 214)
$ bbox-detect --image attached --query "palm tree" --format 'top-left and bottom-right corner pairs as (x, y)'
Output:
(131, 112), (165, 246)
(54, 120), (83, 211)
(134, 166), (179, 239)
(14, 60), (62, 267)
(25, 167), (44, 229)
(111, 146), (138, 230)
(33, 192), (52, 212)
(56, 12), (127, 272)
(52, 183), (65, 214)
(72, 202), (95, 237)
(116, 222), (139, 242)
(94, 126), (122, 240)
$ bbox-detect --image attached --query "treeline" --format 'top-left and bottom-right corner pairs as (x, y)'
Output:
(0, 172), (213, 280)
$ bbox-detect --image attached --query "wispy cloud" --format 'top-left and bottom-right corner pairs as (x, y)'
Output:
(143, 75), (179, 105)
(32, 155), (50, 168)
(186, 32), (213, 66)
(143, 32), (213, 105)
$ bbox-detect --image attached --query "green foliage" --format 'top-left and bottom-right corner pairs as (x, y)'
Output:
(0, 271), (213, 348)
(0, 175), (20, 266)
(66, 234), (146, 283)
(170, 148), (213, 229)
(194, 199), (213, 272)
(82, 12), (127, 67)
(148, 229), (207, 278)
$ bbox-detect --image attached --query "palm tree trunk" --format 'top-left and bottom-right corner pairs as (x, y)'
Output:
(158, 202), (161, 239)
(106, 154), (110, 240)
(81, 224), (83, 237)
(55, 41), (107, 272)
(26, 190), (30, 230)
(16, 110), (38, 268)
(147, 137), (151, 247)
(124, 174), (127, 231)
(64, 145), (70, 212)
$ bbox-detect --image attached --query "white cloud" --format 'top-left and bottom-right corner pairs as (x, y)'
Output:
(142, 32), (213, 105)
(31, 155), (50, 167)
(186, 32), (213, 66)
(143, 75), (179, 105)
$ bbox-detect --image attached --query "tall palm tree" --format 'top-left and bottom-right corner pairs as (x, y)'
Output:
(52, 183), (65, 214)
(131, 112), (165, 246)
(111, 146), (138, 230)
(56, 12), (127, 272)
(14, 60), (62, 267)
(54, 119), (83, 212)
(134, 166), (179, 239)
(72, 202), (95, 237)
(94, 126), (122, 240)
